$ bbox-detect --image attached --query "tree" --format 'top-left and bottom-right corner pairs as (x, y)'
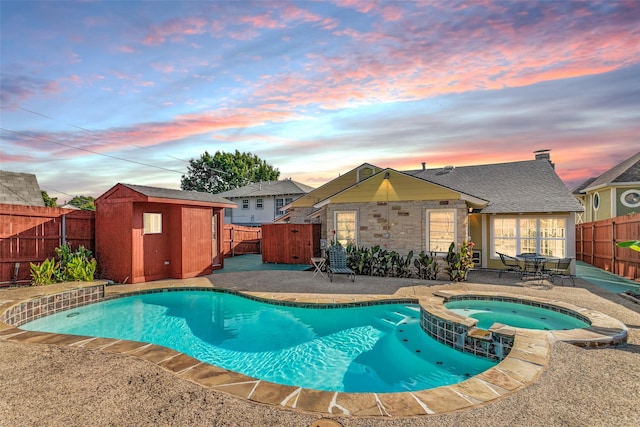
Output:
(68, 195), (95, 211)
(41, 191), (58, 207)
(181, 150), (280, 194)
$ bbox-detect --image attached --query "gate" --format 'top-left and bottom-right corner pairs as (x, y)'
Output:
(261, 223), (321, 264)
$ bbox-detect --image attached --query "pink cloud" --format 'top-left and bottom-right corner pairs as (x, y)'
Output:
(119, 45), (136, 53)
(381, 5), (403, 21)
(240, 13), (281, 29)
(142, 17), (208, 46)
(333, 0), (377, 14)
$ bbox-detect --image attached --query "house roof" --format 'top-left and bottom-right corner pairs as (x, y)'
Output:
(312, 168), (488, 209)
(575, 151), (640, 193)
(216, 179), (314, 198)
(0, 170), (45, 207)
(406, 159), (583, 214)
(119, 183), (236, 207)
(572, 177), (597, 195)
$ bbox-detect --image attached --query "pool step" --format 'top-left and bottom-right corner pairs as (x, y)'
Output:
(374, 308), (419, 330)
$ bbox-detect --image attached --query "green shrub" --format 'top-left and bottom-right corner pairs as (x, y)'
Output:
(445, 240), (475, 281)
(345, 245), (413, 278)
(29, 243), (98, 285)
(30, 258), (57, 286)
(414, 251), (440, 280)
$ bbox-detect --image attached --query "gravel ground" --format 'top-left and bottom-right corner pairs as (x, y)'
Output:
(1, 271), (639, 427)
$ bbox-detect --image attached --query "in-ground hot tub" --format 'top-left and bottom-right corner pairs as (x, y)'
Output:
(444, 298), (591, 330)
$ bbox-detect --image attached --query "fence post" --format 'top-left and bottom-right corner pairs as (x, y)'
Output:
(61, 214), (67, 246)
(590, 223), (595, 265)
(611, 219), (616, 275)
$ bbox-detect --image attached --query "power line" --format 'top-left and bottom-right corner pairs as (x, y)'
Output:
(17, 106), (192, 165)
(0, 127), (186, 175)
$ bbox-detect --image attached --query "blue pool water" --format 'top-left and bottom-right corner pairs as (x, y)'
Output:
(445, 300), (590, 330)
(21, 290), (496, 393)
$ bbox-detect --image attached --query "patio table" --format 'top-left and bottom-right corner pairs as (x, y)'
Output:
(517, 254), (553, 279)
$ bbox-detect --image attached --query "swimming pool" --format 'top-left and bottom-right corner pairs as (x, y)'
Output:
(445, 299), (591, 330)
(20, 290), (497, 393)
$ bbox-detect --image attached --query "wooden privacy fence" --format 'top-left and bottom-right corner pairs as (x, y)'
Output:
(262, 223), (321, 265)
(0, 204), (95, 286)
(576, 213), (640, 280)
(223, 224), (261, 257)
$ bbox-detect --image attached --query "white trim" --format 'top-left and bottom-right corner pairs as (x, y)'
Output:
(334, 210), (357, 246)
(143, 212), (162, 234)
(620, 189), (640, 208)
(314, 198), (331, 209)
(490, 215), (570, 258)
(426, 209), (457, 254)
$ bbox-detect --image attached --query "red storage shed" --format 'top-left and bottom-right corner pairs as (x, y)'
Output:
(95, 183), (236, 284)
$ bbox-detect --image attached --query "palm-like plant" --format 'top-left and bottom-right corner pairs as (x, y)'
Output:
(617, 240), (640, 252)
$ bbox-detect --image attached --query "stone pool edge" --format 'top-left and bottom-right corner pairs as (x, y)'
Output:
(0, 283), (626, 418)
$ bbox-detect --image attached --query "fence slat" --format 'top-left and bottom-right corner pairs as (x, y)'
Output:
(223, 224), (261, 257)
(0, 204), (95, 286)
(576, 213), (640, 280)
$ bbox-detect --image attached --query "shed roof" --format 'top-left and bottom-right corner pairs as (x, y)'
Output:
(101, 183), (236, 207)
(217, 179), (314, 198)
(575, 151), (640, 193)
(407, 159), (583, 214)
(0, 170), (45, 207)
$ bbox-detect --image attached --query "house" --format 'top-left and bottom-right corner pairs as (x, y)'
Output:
(572, 151), (640, 223)
(279, 150), (583, 272)
(95, 183), (235, 284)
(217, 179), (314, 226)
(0, 170), (45, 207)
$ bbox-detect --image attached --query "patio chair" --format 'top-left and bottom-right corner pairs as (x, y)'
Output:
(497, 252), (522, 278)
(327, 246), (355, 282)
(547, 257), (575, 286)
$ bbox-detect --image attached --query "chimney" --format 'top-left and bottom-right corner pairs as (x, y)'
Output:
(421, 162), (426, 170)
(534, 149), (554, 168)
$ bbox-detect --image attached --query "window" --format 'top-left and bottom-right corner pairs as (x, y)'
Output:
(275, 197), (293, 215)
(427, 210), (456, 253)
(143, 213), (162, 234)
(256, 198), (263, 209)
(593, 192), (600, 211)
(620, 189), (640, 208)
(334, 211), (357, 247)
(242, 199), (249, 209)
(492, 217), (567, 258)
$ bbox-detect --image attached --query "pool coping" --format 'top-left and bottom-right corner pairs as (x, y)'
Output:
(0, 282), (628, 418)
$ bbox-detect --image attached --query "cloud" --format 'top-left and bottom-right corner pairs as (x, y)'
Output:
(142, 16), (208, 46)
(0, 74), (60, 107)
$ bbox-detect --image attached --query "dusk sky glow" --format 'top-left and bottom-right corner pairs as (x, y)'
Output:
(1, 0), (639, 201)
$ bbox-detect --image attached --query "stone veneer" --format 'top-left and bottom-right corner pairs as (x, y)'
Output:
(325, 200), (468, 256)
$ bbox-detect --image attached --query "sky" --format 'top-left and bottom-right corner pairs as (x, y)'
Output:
(1, 0), (639, 202)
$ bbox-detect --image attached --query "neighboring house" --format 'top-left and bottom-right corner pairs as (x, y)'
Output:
(572, 151), (640, 223)
(279, 150), (583, 272)
(95, 183), (235, 284)
(0, 170), (45, 207)
(217, 179), (314, 226)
